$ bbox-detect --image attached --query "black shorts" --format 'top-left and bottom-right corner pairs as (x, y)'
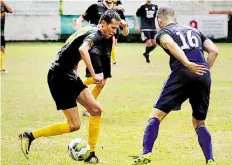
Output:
(141, 31), (157, 41)
(47, 69), (87, 110)
(86, 41), (112, 79)
(1, 36), (6, 48)
(154, 68), (211, 120)
(85, 52), (111, 79)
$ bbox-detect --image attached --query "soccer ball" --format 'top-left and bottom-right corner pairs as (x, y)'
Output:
(68, 138), (90, 161)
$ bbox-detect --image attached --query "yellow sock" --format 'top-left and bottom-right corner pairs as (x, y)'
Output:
(83, 77), (95, 85)
(32, 122), (70, 138)
(88, 116), (101, 152)
(92, 86), (102, 99)
(0, 51), (4, 70)
(111, 46), (116, 63)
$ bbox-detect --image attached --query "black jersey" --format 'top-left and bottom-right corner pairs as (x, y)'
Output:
(82, 2), (125, 25)
(136, 3), (158, 31)
(82, 2), (110, 25)
(52, 28), (104, 71)
(1, 4), (9, 35)
(156, 23), (208, 71)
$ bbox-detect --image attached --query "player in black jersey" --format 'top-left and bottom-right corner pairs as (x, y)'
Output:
(76, 0), (129, 117)
(111, 0), (125, 65)
(19, 10), (122, 163)
(0, 0), (12, 73)
(132, 6), (218, 165)
(134, 0), (158, 63)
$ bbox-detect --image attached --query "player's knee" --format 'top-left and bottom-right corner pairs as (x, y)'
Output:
(68, 122), (81, 132)
(1, 46), (4, 52)
(193, 120), (205, 129)
(151, 40), (157, 45)
(89, 102), (102, 116)
(96, 80), (106, 89)
(146, 40), (152, 46)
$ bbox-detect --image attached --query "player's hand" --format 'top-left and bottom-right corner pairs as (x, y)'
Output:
(120, 20), (127, 29)
(186, 62), (208, 75)
(93, 75), (103, 86)
(135, 25), (140, 32)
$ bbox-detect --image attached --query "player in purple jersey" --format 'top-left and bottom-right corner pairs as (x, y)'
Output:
(131, 6), (218, 165)
(19, 10), (121, 163)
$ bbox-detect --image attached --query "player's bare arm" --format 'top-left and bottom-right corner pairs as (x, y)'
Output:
(75, 16), (85, 30)
(160, 34), (208, 75)
(120, 19), (129, 36)
(79, 42), (103, 84)
(203, 39), (219, 69)
(133, 14), (140, 32)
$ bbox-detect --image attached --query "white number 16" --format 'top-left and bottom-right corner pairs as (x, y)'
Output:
(176, 30), (199, 49)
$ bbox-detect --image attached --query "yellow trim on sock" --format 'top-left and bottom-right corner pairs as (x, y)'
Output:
(32, 122), (70, 138)
(88, 116), (101, 152)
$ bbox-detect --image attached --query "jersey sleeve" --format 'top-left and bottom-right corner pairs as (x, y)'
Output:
(136, 5), (143, 17)
(117, 0), (122, 5)
(83, 32), (102, 49)
(82, 4), (97, 21)
(155, 30), (168, 47)
(199, 31), (208, 43)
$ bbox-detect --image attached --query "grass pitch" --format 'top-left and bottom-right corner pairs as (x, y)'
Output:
(1, 42), (232, 165)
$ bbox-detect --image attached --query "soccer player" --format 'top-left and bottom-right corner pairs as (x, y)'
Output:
(19, 10), (122, 163)
(134, 0), (158, 63)
(111, 0), (125, 65)
(76, 0), (129, 116)
(0, 0), (13, 73)
(132, 6), (218, 165)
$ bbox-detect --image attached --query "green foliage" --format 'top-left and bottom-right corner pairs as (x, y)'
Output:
(1, 43), (232, 165)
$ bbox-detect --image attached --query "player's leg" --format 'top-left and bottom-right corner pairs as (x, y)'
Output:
(19, 70), (84, 158)
(193, 118), (215, 165)
(111, 36), (117, 65)
(82, 74), (106, 117)
(132, 71), (188, 164)
(1, 36), (7, 73)
(19, 106), (79, 159)
(143, 31), (157, 63)
(76, 88), (102, 163)
(189, 71), (215, 164)
(132, 108), (168, 165)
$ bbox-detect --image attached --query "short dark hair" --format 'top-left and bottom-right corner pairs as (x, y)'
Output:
(99, 9), (121, 24)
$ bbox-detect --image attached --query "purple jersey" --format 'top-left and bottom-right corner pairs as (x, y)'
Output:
(156, 23), (208, 71)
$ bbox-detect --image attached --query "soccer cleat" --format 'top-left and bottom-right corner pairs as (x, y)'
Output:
(82, 111), (90, 117)
(143, 53), (150, 63)
(207, 159), (217, 165)
(0, 69), (8, 73)
(84, 152), (100, 163)
(19, 132), (35, 159)
(131, 153), (152, 165)
(112, 62), (118, 66)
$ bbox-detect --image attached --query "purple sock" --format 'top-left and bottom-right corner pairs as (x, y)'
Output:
(143, 117), (160, 154)
(196, 126), (214, 162)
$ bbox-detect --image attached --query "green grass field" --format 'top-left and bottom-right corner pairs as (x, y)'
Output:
(1, 42), (232, 165)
